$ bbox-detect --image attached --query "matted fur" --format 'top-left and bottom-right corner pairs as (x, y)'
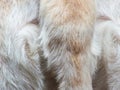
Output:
(0, 0), (44, 90)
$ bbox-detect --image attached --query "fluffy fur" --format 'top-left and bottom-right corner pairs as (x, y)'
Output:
(39, 0), (98, 90)
(93, 0), (120, 90)
(1, 0), (120, 90)
(39, 0), (120, 90)
(0, 0), (44, 90)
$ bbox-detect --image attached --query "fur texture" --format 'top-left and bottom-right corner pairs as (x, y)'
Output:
(39, 0), (98, 90)
(39, 0), (120, 90)
(0, 0), (44, 90)
(93, 0), (120, 90)
(1, 0), (120, 90)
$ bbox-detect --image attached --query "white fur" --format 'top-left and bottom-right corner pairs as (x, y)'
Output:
(0, 0), (44, 90)
(93, 0), (120, 89)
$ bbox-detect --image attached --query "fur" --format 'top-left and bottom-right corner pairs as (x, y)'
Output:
(1, 0), (120, 90)
(0, 0), (44, 90)
(39, 0), (120, 90)
(93, 0), (120, 90)
(39, 0), (97, 90)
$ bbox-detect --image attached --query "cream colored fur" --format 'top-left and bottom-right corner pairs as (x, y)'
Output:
(1, 0), (120, 90)
(39, 0), (120, 90)
(39, 0), (98, 90)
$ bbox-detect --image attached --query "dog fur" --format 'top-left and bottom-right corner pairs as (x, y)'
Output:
(39, 0), (97, 90)
(1, 0), (120, 90)
(0, 0), (44, 90)
(39, 0), (120, 90)
(93, 0), (120, 90)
